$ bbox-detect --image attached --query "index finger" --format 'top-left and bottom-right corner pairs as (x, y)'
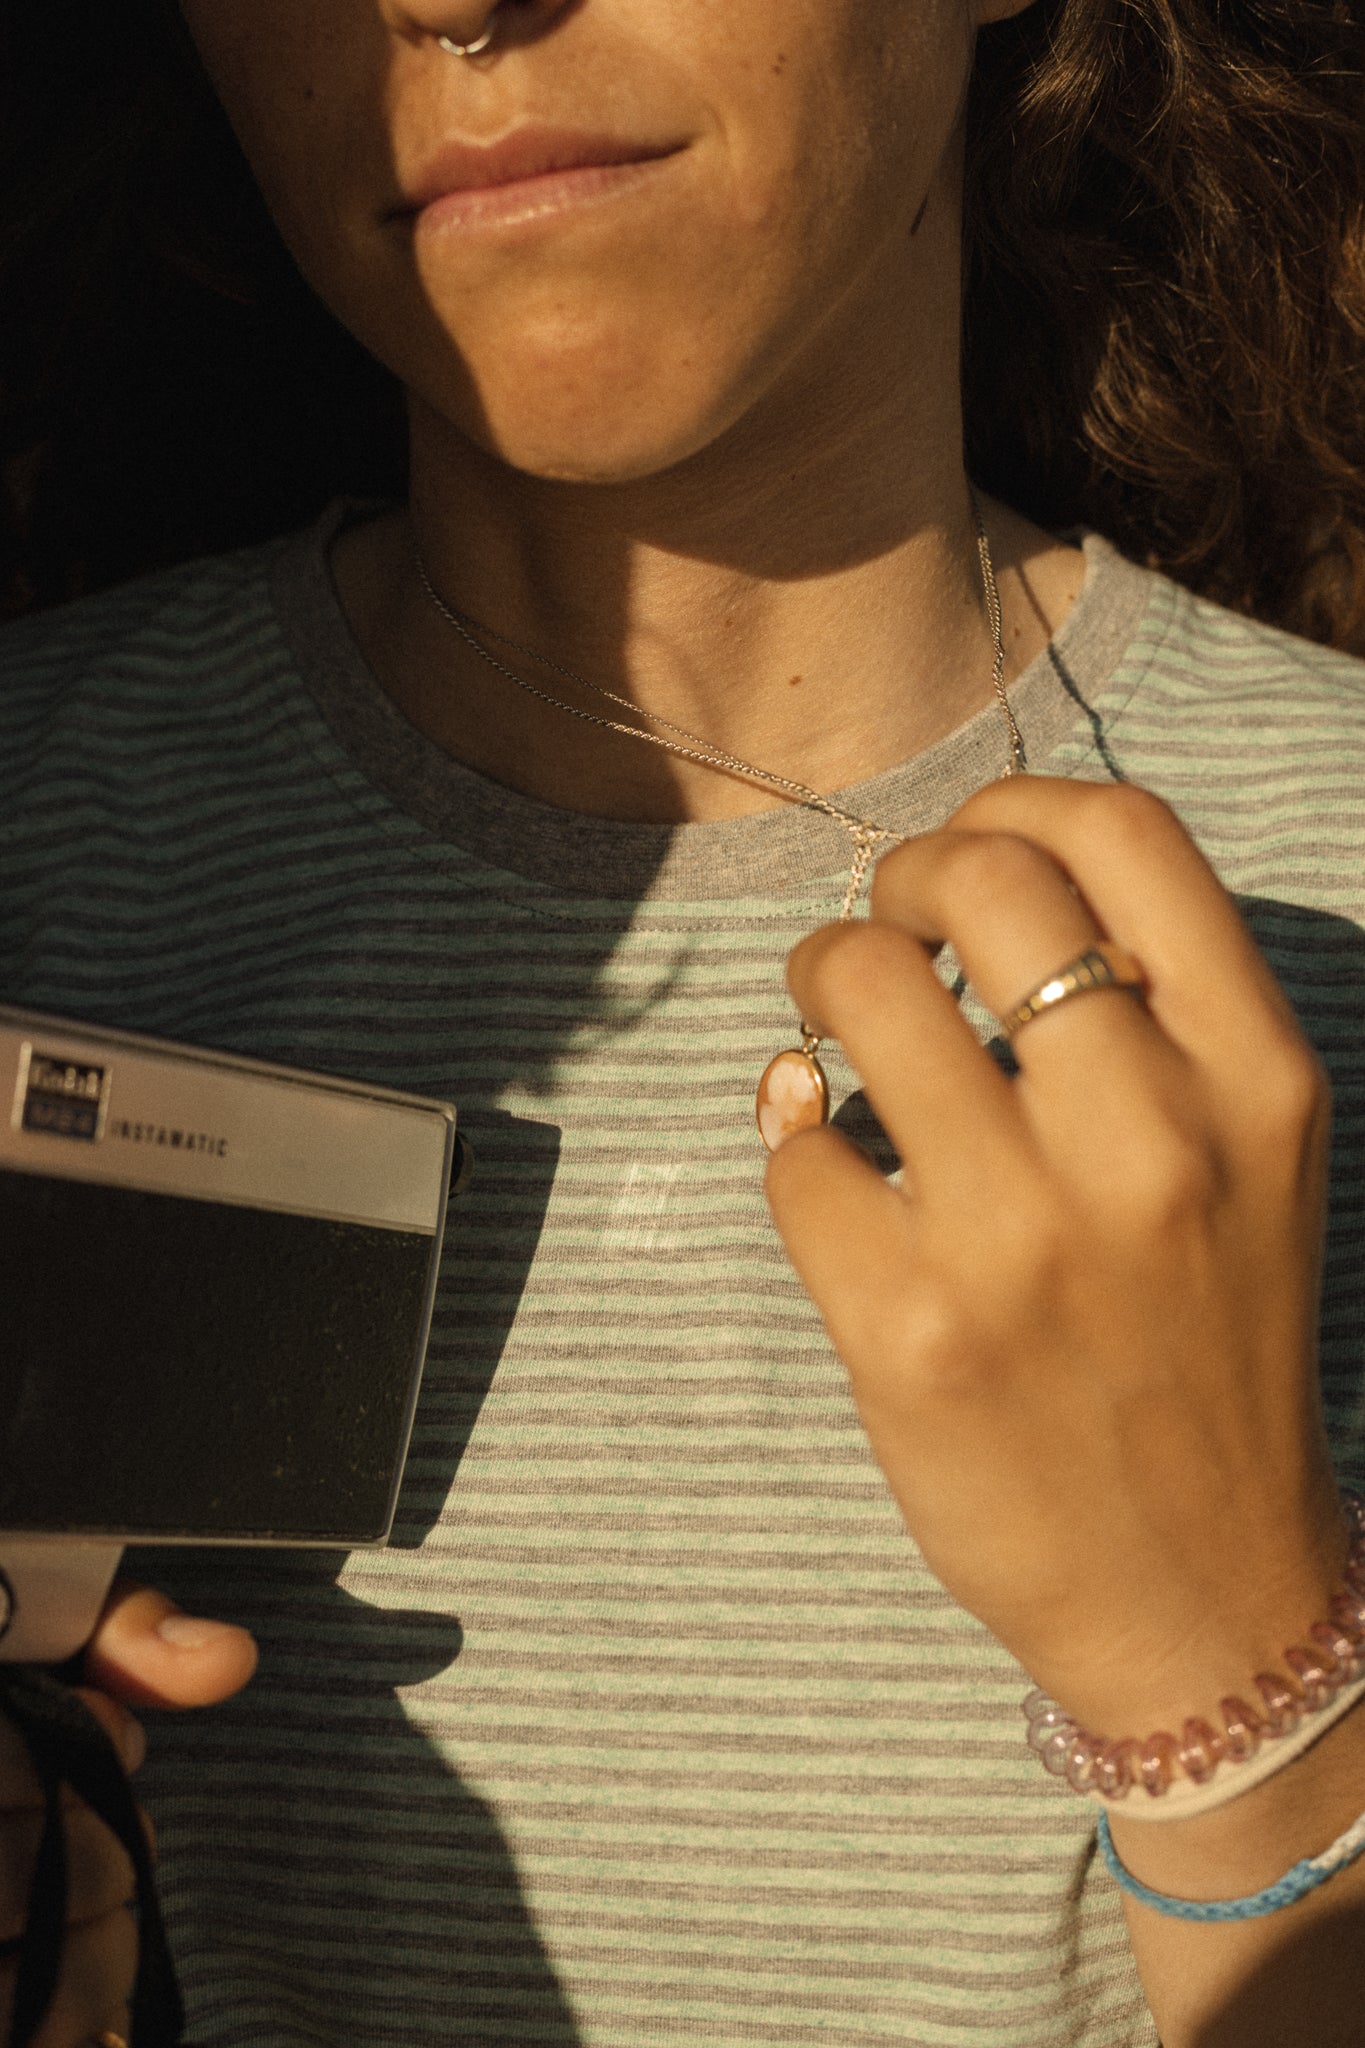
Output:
(942, 778), (1303, 1063)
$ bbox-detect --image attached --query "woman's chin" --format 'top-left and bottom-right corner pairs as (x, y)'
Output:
(486, 435), (713, 489)
(442, 384), (748, 490)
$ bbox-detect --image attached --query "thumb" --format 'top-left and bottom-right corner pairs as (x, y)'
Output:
(82, 1578), (258, 1711)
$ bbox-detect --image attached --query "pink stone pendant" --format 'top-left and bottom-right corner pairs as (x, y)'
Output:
(756, 1043), (830, 1152)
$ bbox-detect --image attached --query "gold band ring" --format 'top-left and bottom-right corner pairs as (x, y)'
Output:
(91, 2033), (129, 2048)
(1001, 942), (1146, 1039)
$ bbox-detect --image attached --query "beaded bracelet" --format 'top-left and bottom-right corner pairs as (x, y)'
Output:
(1095, 1802), (1365, 1921)
(1023, 1491), (1365, 1821)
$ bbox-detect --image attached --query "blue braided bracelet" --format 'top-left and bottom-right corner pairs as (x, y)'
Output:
(1096, 1804), (1365, 1921)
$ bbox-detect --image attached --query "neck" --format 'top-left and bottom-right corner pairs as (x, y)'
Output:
(332, 244), (1083, 824)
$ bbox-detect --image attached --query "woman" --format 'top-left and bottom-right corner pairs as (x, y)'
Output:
(3, 0), (1365, 2043)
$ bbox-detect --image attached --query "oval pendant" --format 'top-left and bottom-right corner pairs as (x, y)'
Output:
(756, 1048), (830, 1153)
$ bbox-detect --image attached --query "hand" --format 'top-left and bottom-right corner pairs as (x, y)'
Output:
(0, 1582), (256, 2048)
(766, 777), (1344, 1738)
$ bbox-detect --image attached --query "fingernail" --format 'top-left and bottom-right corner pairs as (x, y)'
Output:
(156, 1615), (224, 1649)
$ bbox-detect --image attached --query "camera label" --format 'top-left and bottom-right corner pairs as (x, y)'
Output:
(16, 1049), (109, 1142)
(1, 1010), (454, 1231)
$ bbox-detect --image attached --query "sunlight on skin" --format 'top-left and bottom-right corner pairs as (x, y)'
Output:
(179, 0), (1078, 826)
(12, 7), (1360, 2045)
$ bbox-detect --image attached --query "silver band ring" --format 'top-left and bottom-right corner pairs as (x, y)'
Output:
(1001, 942), (1146, 1039)
(438, 26), (496, 56)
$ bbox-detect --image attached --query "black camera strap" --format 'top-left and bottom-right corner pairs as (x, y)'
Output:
(0, 1667), (183, 2048)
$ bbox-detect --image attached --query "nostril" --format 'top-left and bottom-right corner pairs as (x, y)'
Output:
(436, 14), (498, 58)
(434, 0), (578, 58)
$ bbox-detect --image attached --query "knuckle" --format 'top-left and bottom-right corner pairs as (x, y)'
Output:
(992, 1190), (1070, 1282)
(70, 1812), (138, 1923)
(1256, 1034), (1330, 1140)
(870, 827), (1067, 924)
(883, 1278), (978, 1395)
(937, 830), (1061, 908)
(1079, 780), (1178, 855)
(870, 1203), (1070, 1400)
(1122, 1130), (1220, 1226)
(869, 836), (918, 898)
(803, 920), (908, 1011)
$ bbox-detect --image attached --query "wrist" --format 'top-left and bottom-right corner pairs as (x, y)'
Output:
(1107, 1686), (1365, 1902)
(1023, 1488), (1365, 1812)
(1039, 1527), (1350, 1738)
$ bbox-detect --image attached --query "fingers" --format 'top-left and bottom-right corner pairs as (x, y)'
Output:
(787, 818), (1175, 1181)
(782, 777), (1305, 1202)
(869, 825), (1123, 1026)
(82, 2005), (134, 2048)
(0, 1757), (143, 2048)
(785, 918), (1030, 1186)
(0, 1581), (247, 2048)
(766, 772), (1337, 1754)
(0, 1806), (136, 1945)
(0, 1905), (138, 2048)
(942, 778), (1304, 1061)
(0, 1697), (142, 1818)
(766, 1124), (917, 1359)
(864, 822), (1197, 1157)
(84, 1581), (258, 1711)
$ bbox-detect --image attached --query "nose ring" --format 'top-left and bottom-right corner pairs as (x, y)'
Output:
(438, 22), (496, 56)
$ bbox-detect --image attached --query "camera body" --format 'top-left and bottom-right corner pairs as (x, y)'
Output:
(0, 1008), (459, 1660)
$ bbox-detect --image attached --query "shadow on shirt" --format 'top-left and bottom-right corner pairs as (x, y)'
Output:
(136, 1103), (585, 2045)
(1238, 895), (1365, 1468)
(64, 873), (1365, 2047)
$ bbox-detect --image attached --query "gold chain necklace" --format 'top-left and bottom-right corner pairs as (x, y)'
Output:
(413, 494), (1024, 1148)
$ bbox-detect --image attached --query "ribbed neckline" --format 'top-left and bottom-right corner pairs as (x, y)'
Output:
(270, 502), (1157, 900)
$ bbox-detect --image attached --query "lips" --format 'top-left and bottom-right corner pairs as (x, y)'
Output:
(392, 127), (685, 218)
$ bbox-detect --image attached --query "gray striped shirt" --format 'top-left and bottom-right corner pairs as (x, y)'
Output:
(3, 507), (1364, 2047)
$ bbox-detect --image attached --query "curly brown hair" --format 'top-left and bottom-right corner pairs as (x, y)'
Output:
(965, 0), (1365, 650)
(3, 0), (1364, 647)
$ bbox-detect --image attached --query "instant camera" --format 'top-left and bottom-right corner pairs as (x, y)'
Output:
(0, 1007), (461, 1663)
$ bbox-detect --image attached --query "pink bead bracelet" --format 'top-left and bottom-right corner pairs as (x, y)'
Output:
(1024, 1491), (1365, 1810)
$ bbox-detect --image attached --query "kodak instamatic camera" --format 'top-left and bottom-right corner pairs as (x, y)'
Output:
(0, 1007), (459, 1663)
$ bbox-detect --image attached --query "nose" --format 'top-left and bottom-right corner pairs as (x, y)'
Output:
(391, 1), (498, 49)
(388, 0), (578, 57)
(438, 16), (498, 56)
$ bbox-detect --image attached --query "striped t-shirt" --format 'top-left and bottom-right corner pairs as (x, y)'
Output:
(3, 508), (1365, 2048)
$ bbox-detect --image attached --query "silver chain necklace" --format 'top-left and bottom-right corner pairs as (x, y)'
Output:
(413, 493), (1024, 1148)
